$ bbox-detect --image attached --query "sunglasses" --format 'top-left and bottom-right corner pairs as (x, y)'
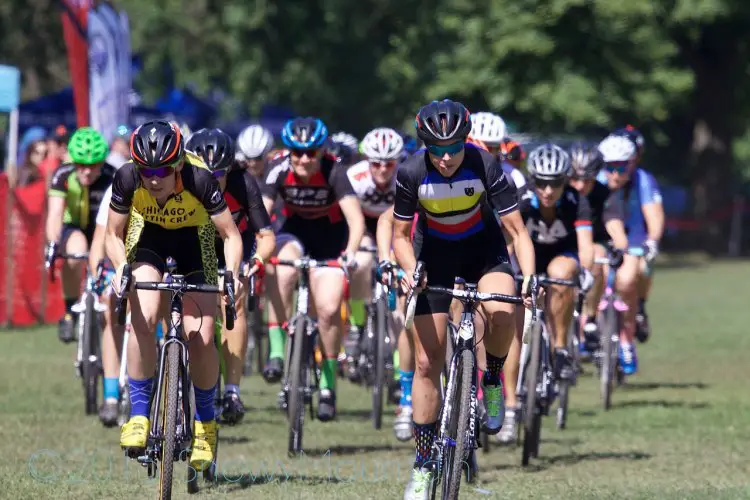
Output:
(138, 165), (175, 178)
(605, 161), (630, 174)
(290, 148), (320, 158)
(426, 141), (465, 157)
(369, 160), (397, 169)
(534, 177), (566, 189)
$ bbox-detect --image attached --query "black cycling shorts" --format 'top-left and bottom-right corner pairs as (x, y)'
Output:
(60, 223), (95, 248)
(535, 246), (579, 273)
(125, 219), (218, 285)
(278, 216), (348, 260)
(413, 230), (513, 316)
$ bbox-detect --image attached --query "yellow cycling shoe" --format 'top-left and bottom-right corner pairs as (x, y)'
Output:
(190, 420), (218, 471)
(120, 415), (149, 450)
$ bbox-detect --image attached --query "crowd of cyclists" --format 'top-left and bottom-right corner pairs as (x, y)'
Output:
(41, 98), (663, 499)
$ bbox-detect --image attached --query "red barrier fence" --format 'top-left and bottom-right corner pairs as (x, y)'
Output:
(0, 175), (64, 327)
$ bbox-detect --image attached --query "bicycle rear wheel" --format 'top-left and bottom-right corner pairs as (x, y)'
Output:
(287, 315), (309, 456)
(522, 321), (542, 467)
(159, 342), (180, 500)
(441, 349), (473, 500)
(81, 293), (100, 415)
(372, 296), (387, 430)
(599, 305), (617, 410)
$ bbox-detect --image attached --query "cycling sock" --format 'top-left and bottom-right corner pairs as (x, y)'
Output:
(64, 297), (76, 314)
(413, 421), (437, 468)
(225, 383), (240, 395)
(103, 377), (119, 402)
(268, 323), (286, 360)
(484, 353), (507, 386)
(638, 299), (646, 314)
(128, 377), (153, 418)
(193, 383), (217, 422)
(399, 370), (413, 407)
(319, 357), (338, 392)
(155, 321), (164, 342)
(349, 299), (366, 328)
(393, 349), (400, 377)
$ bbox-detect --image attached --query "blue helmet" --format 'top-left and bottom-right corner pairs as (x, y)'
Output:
(281, 117), (328, 149)
(398, 130), (420, 155)
(612, 125), (644, 155)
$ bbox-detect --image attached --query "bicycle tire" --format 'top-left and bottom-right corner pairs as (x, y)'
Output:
(287, 315), (308, 456)
(599, 305), (617, 410)
(556, 382), (569, 430)
(372, 295), (387, 430)
(441, 324), (456, 399)
(442, 349), (473, 500)
(159, 341), (180, 500)
(82, 293), (99, 415)
(522, 321), (542, 467)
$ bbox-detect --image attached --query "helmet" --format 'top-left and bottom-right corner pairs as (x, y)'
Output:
(399, 131), (420, 155)
(186, 128), (234, 172)
(568, 142), (604, 179)
(612, 125), (645, 155)
(130, 120), (185, 167)
(501, 138), (525, 167)
(360, 128), (404, 161)
(68, 127), (109, 165)
(325, 139), (354, 165)
(237, 124), (274, 159)
(330, 131), (359, 151)
(414, 99), (472, 143)
(466, 136), (489, 152)
(598, 135), (637, 163)
(527, 144), (571, 179)
(469, 112), (506, 145)
(281, 117), (328, 149)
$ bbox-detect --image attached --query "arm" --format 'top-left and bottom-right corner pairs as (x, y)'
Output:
(339, 195), (365, 255)
(376, 206), (395, 262)
(253, 229), (275, 264)
(105, 210), (129, 273)
(89, 223), (106, 276)
(576, 227), (594, 269)
(393, 218), (416, 275)
(212, 208), (243, 279)
(45, 196), (66, 244)
(643, 202), (664, 242)
(605, 219), (628, 250)
(499, 210), (535, 277)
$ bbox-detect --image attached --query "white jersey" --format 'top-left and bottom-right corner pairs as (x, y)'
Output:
(95, 185), (113, 226)
(346, 160), (396, 219)
(502, 161), (527, 190)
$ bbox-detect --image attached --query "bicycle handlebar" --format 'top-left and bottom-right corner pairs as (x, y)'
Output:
(268, 256), (344, 270)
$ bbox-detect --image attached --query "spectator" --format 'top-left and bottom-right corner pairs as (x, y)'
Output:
(15, 139), (47, 186)
(39, 125), (70, 181)
(106, 125), (130, 169)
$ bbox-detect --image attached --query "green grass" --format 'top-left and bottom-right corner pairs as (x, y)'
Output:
(2, 260), (750, 499)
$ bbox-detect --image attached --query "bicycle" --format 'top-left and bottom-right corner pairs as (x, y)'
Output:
(404, 262), (534, 500)
(557, 287), (584, 430)
(515, 274), (577, 467)
(267, 256), (347, 456)
(244, 272), (267, 377)
(595, 249), (626, 410)
(115, 261), (236, 499)
(46, 250), (108, 416)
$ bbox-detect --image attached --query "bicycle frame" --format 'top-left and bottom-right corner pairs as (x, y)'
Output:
(516, 308), (554, 411)
(71, 268), (108, 376)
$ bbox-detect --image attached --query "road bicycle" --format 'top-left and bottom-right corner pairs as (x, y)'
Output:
(595, 249), (626, 410)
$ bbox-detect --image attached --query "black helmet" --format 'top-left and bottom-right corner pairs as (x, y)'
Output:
(414, 99), (472, 143)
(186, 128), (235, 172)
(568, 141), (604, 179)
(130, 120), (185, 167)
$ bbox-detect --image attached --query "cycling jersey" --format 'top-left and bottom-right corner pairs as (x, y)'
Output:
(95, 185), (113, 227)
(502, 162), (527, 191)
(346, 160), (396, 234)
(519, 184), (592, 271)
(49, 162), (116, 235)
(597, 168), (661, 247)
(585, 181), (626, 244)
(394, 145), (517, 315)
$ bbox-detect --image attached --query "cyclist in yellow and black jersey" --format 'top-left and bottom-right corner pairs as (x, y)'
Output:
(105, 120), (243, 473)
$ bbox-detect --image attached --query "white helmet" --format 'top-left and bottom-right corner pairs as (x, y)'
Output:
(598, 135), (636, 163)
(360, 128), (404, 161)
(331, 131), (359, 151)
(469, 112), (506, 145)
(237, 125), (275, 159)
(527, 144), (571, 178)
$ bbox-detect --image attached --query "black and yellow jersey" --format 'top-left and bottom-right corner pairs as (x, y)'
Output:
(109, 152), (227, 229)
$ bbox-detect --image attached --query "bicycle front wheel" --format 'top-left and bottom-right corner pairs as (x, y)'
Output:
(599, 305), (617, 410)
(372, 295), (387, 430)
(81, 293), (100, 415)
(522, 321), (542, 466)
(159, 342), (180, 500)
(287, 315), (309, 456)
(441, 349), (474, 500)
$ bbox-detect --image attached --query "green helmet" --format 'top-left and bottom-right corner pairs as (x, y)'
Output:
(68, 127), (109, 165)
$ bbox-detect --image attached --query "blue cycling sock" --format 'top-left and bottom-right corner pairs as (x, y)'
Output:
(155, 321), (164, 341)
(193, 384), (217, 422)
(128, 377), (153, 418)
(103, 377), (119, 401)
(413, 421), (437, 468)
(399, 370), (414, 407)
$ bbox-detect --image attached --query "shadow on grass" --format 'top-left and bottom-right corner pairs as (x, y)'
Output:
(219, 435), (251, 445)
(613, 400), (709, 410)
(303, 443), (412, 456)
(218, 472), (344, 489)
(623, 381), (708, 391)
(520, 450), (651, 473)
(336, 408), (374, 420)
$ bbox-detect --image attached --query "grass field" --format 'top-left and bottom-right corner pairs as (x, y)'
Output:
(2, 260), (750, 499)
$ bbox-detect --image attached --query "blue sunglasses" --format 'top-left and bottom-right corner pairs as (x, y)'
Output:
(426, 141), (465, 157)
(605, 161), (630, 174)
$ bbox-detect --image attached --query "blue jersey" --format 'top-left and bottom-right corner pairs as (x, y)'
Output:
(597, 168), (662, 247)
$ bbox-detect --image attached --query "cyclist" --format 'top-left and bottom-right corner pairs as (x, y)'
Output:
(394, 100), (536, 499)
(568, 142), (629, 354)
(260, 117), (365, 421)
(236, 124), (275, 180)
(469, 112), (527, 191)
(610, 126), (661, 344)
(330, 131), (360, 164)
(597, 133), (663, 374)
(342, 128), (403, 380)
(45, 127), (116, 343)
(107, 120), (243, 472)
(186, 128), (276, 424)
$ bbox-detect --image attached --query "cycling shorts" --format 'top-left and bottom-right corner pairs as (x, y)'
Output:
(413, 231), (513, 316)
(536, 247), (579, 273)
(627, 246), (655, 277)
(125, 220), (218, 285)
(216, 231), (256, 270)
(277, 217), (348, 260)
(60, 223), (95, 248)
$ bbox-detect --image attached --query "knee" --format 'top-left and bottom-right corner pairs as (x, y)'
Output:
(591, 263), (603, 281)
(547, 260), (576, 281)
(415, 347), (439, 379)
(488, 308), (514, 332)
(315, 299), (341, 325)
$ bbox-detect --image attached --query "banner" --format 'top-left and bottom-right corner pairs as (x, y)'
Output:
(60, 0), (91, 127)
(119, 10), (132, 127)
(0, 65), (20, 112)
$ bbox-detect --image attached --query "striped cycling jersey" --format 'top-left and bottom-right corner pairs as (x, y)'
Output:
(393, 144), (518, 241)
